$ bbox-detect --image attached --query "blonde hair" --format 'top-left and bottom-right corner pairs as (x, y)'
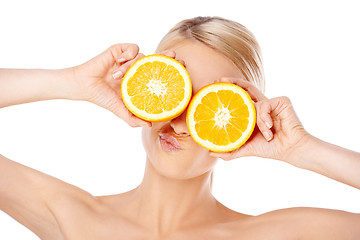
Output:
(156, 16), (265, 93)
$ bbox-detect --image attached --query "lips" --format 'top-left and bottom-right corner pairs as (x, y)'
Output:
(159, 133), (183, 150)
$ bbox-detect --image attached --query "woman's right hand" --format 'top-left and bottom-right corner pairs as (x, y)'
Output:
(70, 44), (183, 128)
(69, 43), (151, 127)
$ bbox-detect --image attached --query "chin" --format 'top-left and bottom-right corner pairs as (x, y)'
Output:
(152, 146), (200, 180)
(151, 150), (217, 181)
(142, 127), (217, 180)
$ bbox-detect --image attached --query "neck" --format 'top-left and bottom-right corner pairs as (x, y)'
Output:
(129, 158), (217, 235)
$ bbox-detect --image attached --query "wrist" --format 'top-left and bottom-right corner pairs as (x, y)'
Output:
(0, 68), (81, 108)
(59, 67), (84, 101)
(282, 133), (318, 169)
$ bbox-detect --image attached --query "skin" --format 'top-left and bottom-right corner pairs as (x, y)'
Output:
(0, 41), (359, 240)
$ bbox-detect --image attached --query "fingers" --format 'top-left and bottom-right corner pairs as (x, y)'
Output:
(216, 77), (267, 102)
(158, 49), (176, 58)
(112, 53), (145, 80)
(208, 140), (252, 160)
(255, 96), (292, 141)
(209, 151), (237, 161)
(90, 85), (152, 128)
(111, 48), (186, 80)
(108, 43), (140, 64)
(255, 101), (273, 142)
(108, 43), (144, 80)
(158, 50), (186, 67)
(106, 96), (152, 128)
(177, 59), (186, 67)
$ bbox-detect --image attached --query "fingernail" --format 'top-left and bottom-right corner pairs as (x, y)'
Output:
(264, 131), (272, 141)
(265, 121), (272, 128)
(112, 69), (123, 79)
(117, 57), (126, 63)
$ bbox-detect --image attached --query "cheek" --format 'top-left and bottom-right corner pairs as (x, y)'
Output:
(141, 128), (148, 149)
(188, 145), (218, 175)
(141, 127), (155, 155)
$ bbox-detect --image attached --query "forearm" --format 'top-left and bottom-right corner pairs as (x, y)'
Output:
(289, 134), (360, 190)
(0, 68), (78, 108)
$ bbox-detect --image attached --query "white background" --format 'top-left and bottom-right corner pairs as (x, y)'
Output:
(0, 0), (359, 239)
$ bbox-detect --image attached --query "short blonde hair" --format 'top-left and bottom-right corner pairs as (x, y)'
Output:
(156, 16), (265, 93)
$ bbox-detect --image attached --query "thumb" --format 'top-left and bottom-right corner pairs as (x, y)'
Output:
(90, 85), (151, 128)
(108, 98), (152, 127)
(208, 126), (261, 160)
(209, 144), (252, 161)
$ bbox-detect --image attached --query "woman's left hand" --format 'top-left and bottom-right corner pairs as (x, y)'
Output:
(209, 77), (310, 163)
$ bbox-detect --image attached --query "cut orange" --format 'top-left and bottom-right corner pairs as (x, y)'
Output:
(121, 55), (192, 122)
(186, 83), (256, 152)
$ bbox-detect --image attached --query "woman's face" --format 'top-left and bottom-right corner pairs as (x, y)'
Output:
(142, 39), (244, 180)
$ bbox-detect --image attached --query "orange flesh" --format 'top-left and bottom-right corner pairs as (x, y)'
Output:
(127, 61), (185, 114)
(193, 90), (250, 145)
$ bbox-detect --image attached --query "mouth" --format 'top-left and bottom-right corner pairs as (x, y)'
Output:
(159, 132), (183, 152)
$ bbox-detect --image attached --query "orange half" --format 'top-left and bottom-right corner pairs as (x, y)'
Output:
(186, 83), (256, 152)
(121, 55), (192, 122)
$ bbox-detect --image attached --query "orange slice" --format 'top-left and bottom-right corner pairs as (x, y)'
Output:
(186, 83), (256, 152)
(121, 55), (192, 122)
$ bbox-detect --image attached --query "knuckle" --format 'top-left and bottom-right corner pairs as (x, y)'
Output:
(254, 103), (261, 114)
(166, 50), (176, 57)
(109, 43), (123, 54)
(130, 44), (140, 53)
(109, 44), (118, 50)
(257, 100), (266, 109)
(131, 43), (139, 49)
(259, 112), (268, 120)
(280, 96), (291, 104)
(120, 44), (139, 59)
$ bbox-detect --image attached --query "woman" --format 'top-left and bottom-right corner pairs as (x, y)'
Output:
(0, 16), (359, 239)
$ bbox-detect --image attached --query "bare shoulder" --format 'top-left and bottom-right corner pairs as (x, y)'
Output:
(0, 154), (100, 240)
(48, 186), (112, 239)
(233, 207), (360, 240)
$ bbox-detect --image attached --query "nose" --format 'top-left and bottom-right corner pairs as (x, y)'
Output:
(169, 110), (190, 136)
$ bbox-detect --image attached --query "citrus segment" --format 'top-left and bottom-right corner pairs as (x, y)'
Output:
(209, 125), (230, 146)
(194, 104), (215, 122)
(201, 92), (220, 111)
(195, 120), (215, 140)
(217, 90), (234, 107)
(226, 123), (242, 143)
(230, 105), (249, 118)
(121, 55), (192, 122)
(187, 83), (256, 152)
